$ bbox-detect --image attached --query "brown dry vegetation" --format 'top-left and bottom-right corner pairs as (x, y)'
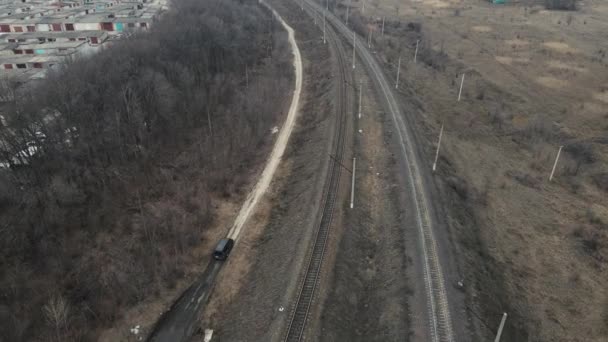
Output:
(0, 0), (292, 340)
(334, 0), (607, 340)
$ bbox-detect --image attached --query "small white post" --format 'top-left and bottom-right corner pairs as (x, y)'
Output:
(395, 56), (401, 89)
(494, 313), (508, 342)
(323, 13), (326, 44)
(350, 157), (356, 209)
(381, 16), (385, 36)
(414, 39), (419, 63)
(549, 146), (563, 182)
(352, 30), (356, 69)
(458, 73), (465, 101)
(432, 123), (443, 172)
(358, 79), (362, 119)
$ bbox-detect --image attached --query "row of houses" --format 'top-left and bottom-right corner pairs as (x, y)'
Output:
(0, 1), (157, 34)
(0, 0), (164, 79)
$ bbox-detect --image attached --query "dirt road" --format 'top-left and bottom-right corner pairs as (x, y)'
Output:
(146, 5), (303, 341)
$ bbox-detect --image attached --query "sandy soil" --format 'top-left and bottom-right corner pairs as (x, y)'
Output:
(342, 0), (608, 340)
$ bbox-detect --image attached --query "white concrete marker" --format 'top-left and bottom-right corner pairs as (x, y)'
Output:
(350, 157), (356, 209)
(352, 30), (356, 69)
(432, 123), (443, 172)
(358, 79), (362, 119)
(395, 56), (401, 89)
(549, 145), (563, 181)
(494, 313), (508, 342)
(458, 73), (465, 101)
(204, 329), (213, 342)
(414, 39), (419, 63)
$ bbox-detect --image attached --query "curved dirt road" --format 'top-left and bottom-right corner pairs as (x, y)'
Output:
(227, 0), (303, 240)
(147, 5), (303, 342)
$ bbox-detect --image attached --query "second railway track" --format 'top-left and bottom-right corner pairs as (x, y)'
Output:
(282, 6), (353, 342)
(287, 0), (456, 341)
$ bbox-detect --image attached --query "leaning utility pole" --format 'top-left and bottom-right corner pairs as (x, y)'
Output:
(458, 73), (465, 101)
(395, 56), (401, 89)
(414, 39), (419, 63)
(432, 123), (444, 172)
(549, 146), (563, 181)
(494, 313), (508, 342)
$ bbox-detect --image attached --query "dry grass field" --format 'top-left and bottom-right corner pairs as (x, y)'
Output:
(336, 0), (608, 340)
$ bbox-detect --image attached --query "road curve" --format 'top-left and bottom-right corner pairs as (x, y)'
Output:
(303, 1), (455, 341)
(227, 0), (303, 241)
(147, 4), (303, 341)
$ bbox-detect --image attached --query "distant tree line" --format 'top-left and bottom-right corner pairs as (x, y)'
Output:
(0, 0), (292, 340)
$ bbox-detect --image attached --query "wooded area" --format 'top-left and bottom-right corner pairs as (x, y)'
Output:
(0, 0), (292, 340)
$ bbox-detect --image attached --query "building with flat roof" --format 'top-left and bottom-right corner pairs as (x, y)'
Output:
(0, 0), (164, 81)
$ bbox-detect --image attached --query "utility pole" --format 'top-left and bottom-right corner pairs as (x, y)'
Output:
(432, 123), (443, 172)
(350, 157), (356, 209)
(549, 145), (563, 181)
(358, 79), (362, 119)
(245, 64), (249, 89)
(352, 30), (356, 69)
(414, 39), (419, 63)
(300, 0), (303, 11)
(494, 313), (508, 342)
(395, 56), (401, 89)
(367, 28), (372, 48)
(458, 73), (465, 101)
(381, 16), (385, 36)
(207, 107), (213, 137)
(323, 13), (326, 44)
(362, 0), (365, 14)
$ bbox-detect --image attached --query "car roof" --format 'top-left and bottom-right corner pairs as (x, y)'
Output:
(215, 238), (232, 252)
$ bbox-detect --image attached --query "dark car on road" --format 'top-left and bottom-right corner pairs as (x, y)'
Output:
(213, 238), (234, 260)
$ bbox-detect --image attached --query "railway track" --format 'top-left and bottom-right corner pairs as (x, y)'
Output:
(298, 1), (456, 342)
(282, 7), (352, 342)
